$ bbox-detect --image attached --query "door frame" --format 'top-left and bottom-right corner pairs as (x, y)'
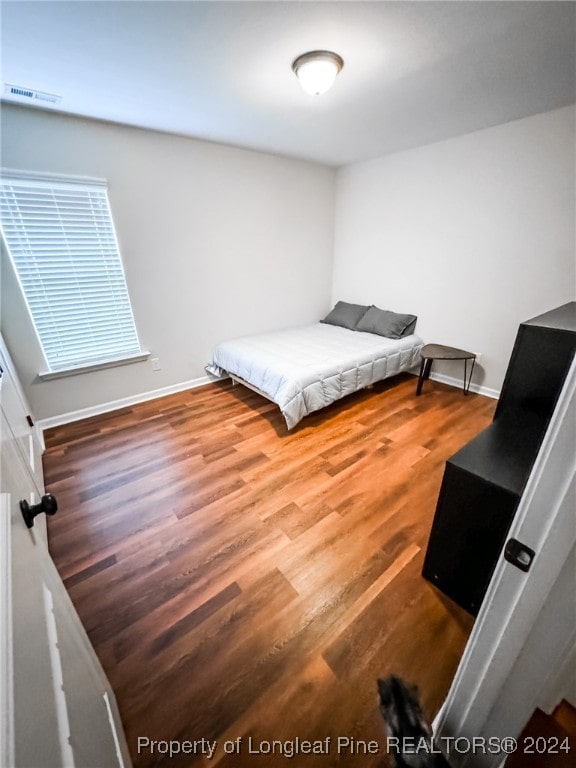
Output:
(434, 355), (576, 766)
(1, 494), (14, 767)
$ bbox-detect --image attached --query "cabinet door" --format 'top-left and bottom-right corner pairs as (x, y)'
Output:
(495, 324), (576, 424)
(422, 463), (519, 615)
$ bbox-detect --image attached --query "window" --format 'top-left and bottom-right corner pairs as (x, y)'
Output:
(0, 171), (145, 375)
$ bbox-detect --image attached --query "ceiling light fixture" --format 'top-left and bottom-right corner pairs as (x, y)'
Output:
(292, 50), (344, 96)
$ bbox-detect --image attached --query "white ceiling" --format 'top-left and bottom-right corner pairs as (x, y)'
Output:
(2, 1), (575, 166)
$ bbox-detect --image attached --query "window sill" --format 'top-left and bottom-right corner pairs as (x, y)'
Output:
(38, 352), (151, 381)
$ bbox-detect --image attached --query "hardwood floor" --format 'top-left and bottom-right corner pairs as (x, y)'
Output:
(43, 374), (496, 767)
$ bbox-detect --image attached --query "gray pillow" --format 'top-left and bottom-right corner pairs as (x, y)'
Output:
(321, 301), (370, 330)
(356, 305), (417, 339)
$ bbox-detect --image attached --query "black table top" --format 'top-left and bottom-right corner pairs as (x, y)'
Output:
(421, 343), (475, 360)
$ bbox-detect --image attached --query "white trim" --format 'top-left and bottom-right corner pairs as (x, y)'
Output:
(36, 425), (46, 453)
(38, 351), (150, 381)
(102, 692), (126, 768)
(1, 167), (107, 187)
(37, 375), (214, 430)
(0, 494), (14, 768)
(42, 585), (75, 768)
(37, 369), (499, 433)
(428, 371), (500, 400)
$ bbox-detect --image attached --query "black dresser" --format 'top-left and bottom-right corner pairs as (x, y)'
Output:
(422, 302), (576, 615)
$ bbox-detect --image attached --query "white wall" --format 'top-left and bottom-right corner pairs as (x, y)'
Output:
(2, 104), (575, 420)
(0, 105), (336, 421)
(332, 105), (576, 394)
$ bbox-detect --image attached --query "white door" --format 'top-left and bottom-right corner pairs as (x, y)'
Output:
(0, 335), (45, 539)
(434, 356), (576, 767)
(1, 356), (132, 767)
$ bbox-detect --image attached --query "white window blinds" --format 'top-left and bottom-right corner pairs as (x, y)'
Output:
(0, 172), (143, 372)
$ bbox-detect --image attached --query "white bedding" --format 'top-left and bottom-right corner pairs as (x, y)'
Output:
(206, 323), (423, 429)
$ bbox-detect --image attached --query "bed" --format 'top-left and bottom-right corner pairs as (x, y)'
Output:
(206, 302), (423, 429)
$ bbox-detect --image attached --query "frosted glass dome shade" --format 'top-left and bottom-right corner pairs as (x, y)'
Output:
(292, 51), (344, 96)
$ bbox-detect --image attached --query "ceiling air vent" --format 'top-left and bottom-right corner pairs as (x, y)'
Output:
(4, 84), (62, 105)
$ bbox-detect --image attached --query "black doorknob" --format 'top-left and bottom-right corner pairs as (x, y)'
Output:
(20, 493), (58, 529)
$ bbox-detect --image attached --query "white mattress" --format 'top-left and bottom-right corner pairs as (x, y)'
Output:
(206, 323), (423, 429)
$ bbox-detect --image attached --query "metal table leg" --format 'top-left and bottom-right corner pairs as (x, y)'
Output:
(416, 357), (433, 395)
(463, 357), (476, 395)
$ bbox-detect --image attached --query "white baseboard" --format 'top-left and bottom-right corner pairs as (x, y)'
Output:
(37, 375), (214, 430)
(38, 370), (499, 432)
(428, 371), (500, 400)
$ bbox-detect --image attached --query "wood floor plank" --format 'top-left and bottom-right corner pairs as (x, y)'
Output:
(43, 374), (494, 767)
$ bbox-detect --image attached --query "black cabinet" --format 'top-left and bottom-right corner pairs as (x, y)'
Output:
(422, 302), (576, 615)
(495, 301), (576, 426)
